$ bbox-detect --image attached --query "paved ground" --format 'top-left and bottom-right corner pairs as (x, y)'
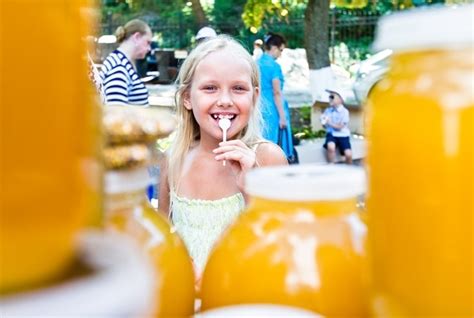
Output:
(296, 137), (366, 164)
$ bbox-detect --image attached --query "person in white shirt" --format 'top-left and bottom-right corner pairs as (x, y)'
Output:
(252, 39), (263, 61)
(321, 89), (352, 164)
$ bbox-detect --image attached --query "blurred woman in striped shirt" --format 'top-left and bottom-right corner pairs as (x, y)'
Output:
(100, 19), (151, 106)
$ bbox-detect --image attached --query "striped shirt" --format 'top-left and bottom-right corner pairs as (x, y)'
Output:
(100, 50), (149, 106)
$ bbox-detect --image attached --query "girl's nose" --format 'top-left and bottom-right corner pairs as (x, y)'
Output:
(217, 92), (233, 107)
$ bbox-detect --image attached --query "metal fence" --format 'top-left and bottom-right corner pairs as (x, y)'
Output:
(100, 9), (381, 52)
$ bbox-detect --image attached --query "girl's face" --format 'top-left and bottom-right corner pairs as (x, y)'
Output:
(184, 49), (258, 142)
(133, 30), (152, 59)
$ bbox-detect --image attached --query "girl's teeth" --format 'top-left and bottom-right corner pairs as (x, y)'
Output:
(212, 114), (235, 120)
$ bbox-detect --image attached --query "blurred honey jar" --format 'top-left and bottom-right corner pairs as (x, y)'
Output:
(104, 168), (195, 317)
(201, 165), (369, 316)
(0, 0), (101, 293)
(366, 5), (473, 316)
(0, 231), (156, 316)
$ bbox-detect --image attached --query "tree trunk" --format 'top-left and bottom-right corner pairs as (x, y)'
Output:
(190, 0), (209, 27)
(304, 0), (330, 70)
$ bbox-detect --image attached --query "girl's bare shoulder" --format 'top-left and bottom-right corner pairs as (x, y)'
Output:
(254, 141), (288, 167)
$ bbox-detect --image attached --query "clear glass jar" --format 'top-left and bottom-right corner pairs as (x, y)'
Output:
(0, 0), (101, 293)
(201, 165), (369, 316)
(0, 231), (155, 316)
(104, 168), (195, 317)
(366, 5), (473, 316)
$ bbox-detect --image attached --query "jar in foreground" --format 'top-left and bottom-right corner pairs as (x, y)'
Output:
(0, 231), (155, 316)
(201, 165), (369, 316)
(0, 0), (101, 293)
(104, 168), (195, 317)
(366, 5), (473, 316)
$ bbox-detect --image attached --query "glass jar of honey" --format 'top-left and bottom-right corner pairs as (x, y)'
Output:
(201, 165), (369, 316)
(1, 0), (101, 293)
(0, 231), (156, 316)
(104, 168), (195, 317)
(366, 5), (473, 316)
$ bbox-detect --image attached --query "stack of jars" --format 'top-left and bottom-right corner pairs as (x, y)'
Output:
(1, 2), (471, 317)
(102, 105), (195, 317)
(1, 0), (154, 316)
(198, 5), (473, 317)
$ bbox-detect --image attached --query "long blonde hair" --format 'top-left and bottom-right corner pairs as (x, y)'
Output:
(168, 35), (262, 190)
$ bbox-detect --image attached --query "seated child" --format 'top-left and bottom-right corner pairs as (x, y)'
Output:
(321, 89), (352, 164)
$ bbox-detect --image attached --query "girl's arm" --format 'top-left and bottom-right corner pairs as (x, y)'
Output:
(158, 157), (171, 217)
(243, 142), (287, 203)
(272, 78), (288, 129)
(255, 142), (288, 167)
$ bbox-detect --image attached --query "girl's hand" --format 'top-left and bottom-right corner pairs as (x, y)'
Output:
(213, 140), (256, 189)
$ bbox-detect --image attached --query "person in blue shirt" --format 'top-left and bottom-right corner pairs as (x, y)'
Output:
(321, 89), (352, 164)
(257, 33), (295, 160)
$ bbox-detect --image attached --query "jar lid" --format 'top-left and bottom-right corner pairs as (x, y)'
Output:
(105, 167), (151, 194)
(245, 164), (366, 201)
(373, 4), (474, 52)
(198, 304), (321, 317)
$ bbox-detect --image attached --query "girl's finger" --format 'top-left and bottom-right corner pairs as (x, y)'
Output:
(219, 139), (248, 148)
(216, 151), (256, 170)
(214, 147), (254, 161)
(213, 145), (239, 154)
(215, 150), (245, 162)
(213, 142), (253, 155)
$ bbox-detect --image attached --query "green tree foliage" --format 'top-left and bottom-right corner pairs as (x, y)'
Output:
(240, 0), (459, 69)
(213, 0), (247, 34)
(100, 0), (468, 56)
(101, 0), (198, 48)
(242, 0), (305, 30)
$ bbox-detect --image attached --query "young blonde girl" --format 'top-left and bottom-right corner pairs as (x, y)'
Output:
(159, 35), (287, 272)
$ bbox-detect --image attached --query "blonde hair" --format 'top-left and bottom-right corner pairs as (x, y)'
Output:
(168, 35), (262, 190)
(115, 19), (151, 43)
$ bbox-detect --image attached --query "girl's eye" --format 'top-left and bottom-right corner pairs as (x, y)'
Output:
(203, 85), (217, 91)
(234, 86), (247, 92)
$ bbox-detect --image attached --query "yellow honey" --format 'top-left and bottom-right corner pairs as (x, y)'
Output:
(104, 168), (195, 317)
(201, 165), (369, 316)
(0, 0), (101, 293)
(366, 5), (474, 316)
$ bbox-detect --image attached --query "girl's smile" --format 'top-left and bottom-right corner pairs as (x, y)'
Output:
(184, 49), (256, 142)
(211, 113), (237, 133)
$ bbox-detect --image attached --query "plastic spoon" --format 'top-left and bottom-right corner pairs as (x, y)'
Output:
(218, 117), (231, 166)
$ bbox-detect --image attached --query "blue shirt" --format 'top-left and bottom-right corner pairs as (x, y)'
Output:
(257, 53), (285, 120)
(100, 50), (149, 106)
(257, 53), (294, 158)
(322, 105), (350, 137)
